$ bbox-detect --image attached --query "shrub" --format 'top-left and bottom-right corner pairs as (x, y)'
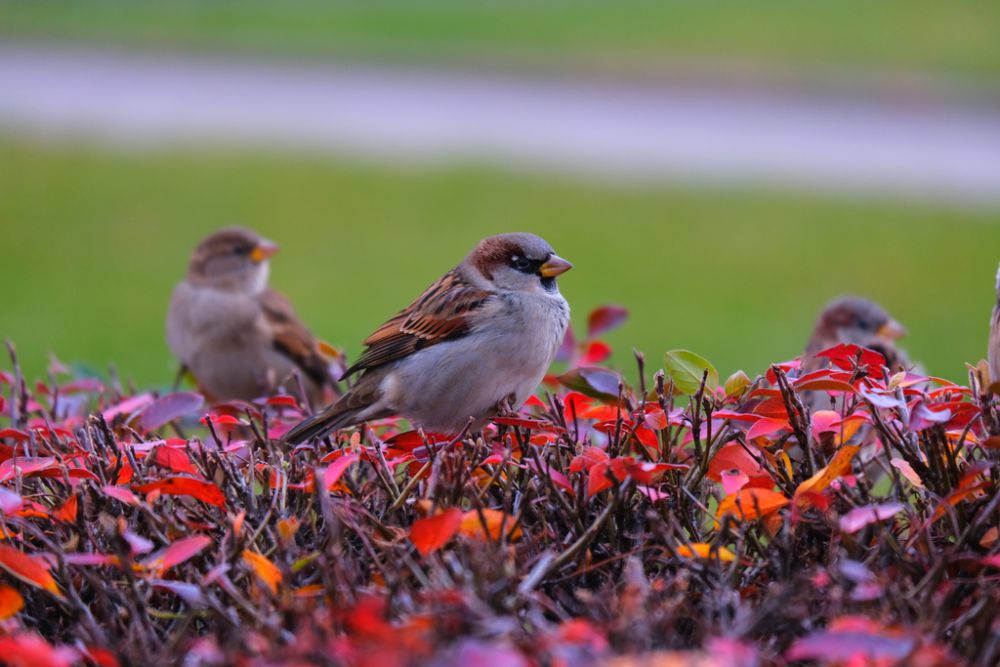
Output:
(0, 316), (997, 666)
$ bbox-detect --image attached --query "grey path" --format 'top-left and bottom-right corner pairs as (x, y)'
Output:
(2, 43), (1000, 206)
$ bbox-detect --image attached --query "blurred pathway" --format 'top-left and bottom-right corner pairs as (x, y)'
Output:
(2, 44), (1000, 205)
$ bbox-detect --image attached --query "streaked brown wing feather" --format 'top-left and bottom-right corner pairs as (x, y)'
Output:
(260, 288), (333, 387)
(343, 269), (491, 378)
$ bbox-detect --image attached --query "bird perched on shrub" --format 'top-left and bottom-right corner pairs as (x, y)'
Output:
(989, 263), (1000, 384)
(167, 226), (336, 404)
(802, 296), (909, 374)
(284, 232), (572, 443)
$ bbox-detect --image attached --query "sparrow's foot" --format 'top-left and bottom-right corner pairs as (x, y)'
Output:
(494, 393), (519, 418)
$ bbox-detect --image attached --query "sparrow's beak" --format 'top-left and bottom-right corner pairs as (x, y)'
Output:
(539, 254), (573, 278)
(251, 239), (280, 263)
(877, 319), (907, 340)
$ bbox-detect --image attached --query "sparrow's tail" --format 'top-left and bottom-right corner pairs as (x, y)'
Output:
(282, 404), (360, 444)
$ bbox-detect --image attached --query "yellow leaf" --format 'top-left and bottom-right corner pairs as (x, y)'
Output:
(795, 445), (860, 497)
(676, 543), (735, 562)
(241, 550), (282, 595)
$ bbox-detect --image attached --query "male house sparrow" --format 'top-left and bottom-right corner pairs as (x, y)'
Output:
(284, 232), (572, 443)
(802, 296), (909, 374)
(989, 263), (1000, 384)
(167, 227), (336, 403)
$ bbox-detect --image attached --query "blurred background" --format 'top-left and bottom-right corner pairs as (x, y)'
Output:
(2, 0), (1000, 387)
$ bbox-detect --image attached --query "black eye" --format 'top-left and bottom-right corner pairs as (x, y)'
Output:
(511, 256), (533, 272)
(233, 245), (251, 256)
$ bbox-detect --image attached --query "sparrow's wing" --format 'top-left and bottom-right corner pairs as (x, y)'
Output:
(260, 288), (334, 388)
(342, 269), (492, 379)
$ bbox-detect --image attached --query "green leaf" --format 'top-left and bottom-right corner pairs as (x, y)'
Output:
(663, 350), (719, 395)
(725, 370), (751, 397)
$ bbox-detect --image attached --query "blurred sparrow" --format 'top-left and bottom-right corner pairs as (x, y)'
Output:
(989, 263), (1000, 384)
(803, 296), (909, 373)
(284, 232), (572, 443)
(167, 226), (335, 403)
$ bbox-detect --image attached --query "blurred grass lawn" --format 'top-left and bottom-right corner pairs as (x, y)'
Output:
(1, 139), (997, 388)
(3, 0), (1000, 80)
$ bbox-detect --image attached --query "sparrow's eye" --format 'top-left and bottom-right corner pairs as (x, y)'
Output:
(511, 256), (533, 273)
(233, 245), (251, 256)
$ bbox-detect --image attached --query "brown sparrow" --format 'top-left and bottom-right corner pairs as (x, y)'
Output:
(167, 227), (336, 404)
(802, 296), (909, 374)
(990, 263), (1000, 384)
(284, 233), (572, 443)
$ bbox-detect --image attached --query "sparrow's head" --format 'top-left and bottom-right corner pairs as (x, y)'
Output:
(186, 226), (278, 293)
(466, 232), (572, 294)
(808, 296), (907, 365)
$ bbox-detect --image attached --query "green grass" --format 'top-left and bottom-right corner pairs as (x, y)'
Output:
(1, 138), (998, 389)
(3, 0), (1000, 80)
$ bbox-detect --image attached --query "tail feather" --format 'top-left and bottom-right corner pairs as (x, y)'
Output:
(283, 404), (363, 445)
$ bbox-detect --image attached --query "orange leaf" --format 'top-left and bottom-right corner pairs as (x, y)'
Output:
(0, 585), (24, 619)
(277, 516), (300, 545)
(795, 445), (860, 498)
(933, 482), (990, 521)
(242, 549), (282, 594)
(676, 543), (735, 562)
(459, 509), (522, 541)
(133, 477), (225, 507)
(410, 508), (463, 556)
(717, 488), (789, 521)
(0, 544), (62, 598)
(52, 494), (77, 523)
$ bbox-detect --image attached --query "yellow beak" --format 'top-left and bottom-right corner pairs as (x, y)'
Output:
(250, 239), (280, 263)
(539, 254), (573, 278)
(877, 319), (907, 340)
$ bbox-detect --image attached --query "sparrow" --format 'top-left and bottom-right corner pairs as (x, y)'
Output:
(989, 263), (1000, 384)
(284, 232), (572, 443)
(166, 226), (336, 404)
(802, 296), (909, 374)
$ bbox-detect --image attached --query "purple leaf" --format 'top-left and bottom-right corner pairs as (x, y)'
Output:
(140, 392), (204, 432)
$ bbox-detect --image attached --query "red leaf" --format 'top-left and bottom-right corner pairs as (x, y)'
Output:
(53, 494), (78, 523)
(524, 459), (574, 494)
(0, 633), (72, 667)
(101, 393), (154, 422)
(133, 477), (225, 507)
(410, 508), (463, 556)
(152, 446), (198, 475)
(746, 417), (788, 441)
(794, 378), (857, 393)
(0, 456), (57, 482)
(569, 446), (609, 473)
(140, 392), (204, 431)
(816, 343), (887, 371)
(587, 305), (628, 338)
(579, 340), (612, 366)
(143, 535), (212, 573)
(839, 503), (906, 533)
(0, 545), (62, 598)
(0, 428), (30, 442)
(323, 453), (360, 490)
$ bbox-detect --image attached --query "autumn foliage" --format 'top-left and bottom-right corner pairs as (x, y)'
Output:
(0, 308), (998, 666)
